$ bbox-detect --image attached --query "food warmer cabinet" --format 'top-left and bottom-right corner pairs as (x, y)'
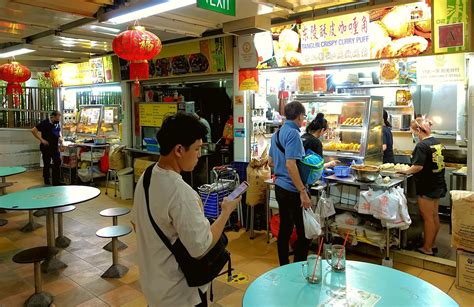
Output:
(100, 105), (121, 142)
(294, 95), (384, 164)
(76, 105), (102, 136)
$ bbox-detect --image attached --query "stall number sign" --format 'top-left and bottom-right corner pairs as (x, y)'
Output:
(139, 104), (177, 127)
(197, 0), (235, 16)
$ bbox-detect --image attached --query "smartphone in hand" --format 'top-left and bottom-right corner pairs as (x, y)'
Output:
(227, 181), (249, 200)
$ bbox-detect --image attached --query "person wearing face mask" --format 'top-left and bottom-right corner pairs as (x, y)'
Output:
(31, 110), (63, 186)
(398, 117), (447, 255)
(301, 113), (338, 168)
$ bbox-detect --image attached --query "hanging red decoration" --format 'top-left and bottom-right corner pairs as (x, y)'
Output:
(112, 25), (162, 96)
(0, 61), (31, 107)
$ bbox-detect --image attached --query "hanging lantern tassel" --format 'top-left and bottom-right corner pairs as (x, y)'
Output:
(129, 60), (149, 80)
(134, 79), (140, 97)
(6, 82), (23, 107)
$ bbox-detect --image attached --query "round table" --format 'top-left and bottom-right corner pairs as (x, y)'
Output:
(243, 261), (458, 307)
(0, 185), (101, 272)
(0, 166), (27, 225)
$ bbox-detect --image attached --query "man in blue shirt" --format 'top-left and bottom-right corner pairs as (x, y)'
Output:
(269, 101), (311, 265)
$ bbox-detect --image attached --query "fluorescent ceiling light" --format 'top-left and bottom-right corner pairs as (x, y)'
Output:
(0, 47), (36, 58)
(104, 0), (197, 24)
(90, 25), (120, 33)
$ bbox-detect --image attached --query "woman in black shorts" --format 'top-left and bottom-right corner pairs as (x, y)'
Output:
(398, 117), (447, 255)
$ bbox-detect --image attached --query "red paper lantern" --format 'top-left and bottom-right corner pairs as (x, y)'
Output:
(0, 61), (31, 107)
(112, 26), (162, 96)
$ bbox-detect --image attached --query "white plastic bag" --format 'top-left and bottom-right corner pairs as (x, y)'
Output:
(303, 208), (321, 239)
(357, 188), (383, 215)
(317, 190), (335, 218)
(395, 186), (411, 224)
(371, 189), (399, 221)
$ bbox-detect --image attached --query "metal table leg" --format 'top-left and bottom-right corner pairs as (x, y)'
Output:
(0, 177), (7, 224)
(103, 216), (128, 251)
(41, 208), (67, 273)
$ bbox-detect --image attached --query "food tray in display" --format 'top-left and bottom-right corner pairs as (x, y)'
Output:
(339, 125), (363, 128)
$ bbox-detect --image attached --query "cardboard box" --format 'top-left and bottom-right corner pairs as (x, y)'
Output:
(456, 249), (474, 292)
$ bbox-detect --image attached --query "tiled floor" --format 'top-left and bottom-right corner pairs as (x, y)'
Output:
(0, 170), (473, 306)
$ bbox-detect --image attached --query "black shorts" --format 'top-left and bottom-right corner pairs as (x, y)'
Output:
(417, 187), (447, 200)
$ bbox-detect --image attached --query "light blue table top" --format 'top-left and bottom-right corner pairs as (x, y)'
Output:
(0, 185), (101, 210)
(243, 261), (458, 307)
(0, 166), (26, 177)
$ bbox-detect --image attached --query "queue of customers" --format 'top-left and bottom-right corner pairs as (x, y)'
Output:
(130, 102), (446, 306)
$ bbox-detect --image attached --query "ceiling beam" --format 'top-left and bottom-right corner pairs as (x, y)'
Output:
(11, 0), (102, 17)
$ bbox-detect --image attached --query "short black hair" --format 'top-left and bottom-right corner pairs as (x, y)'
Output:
(284, 101), (305, 120)
(50, 110), (61, 116)
(157, 112), (208, 156)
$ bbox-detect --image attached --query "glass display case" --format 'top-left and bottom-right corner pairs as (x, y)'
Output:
(76, 105), (102, 136)
(100, 105), (121, 141)
(295, 95), (383, 163)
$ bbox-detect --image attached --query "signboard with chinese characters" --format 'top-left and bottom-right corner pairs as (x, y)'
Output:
(300, 12), (370, 64)
(239, 69), (259, 91)
(416, 54), (466, 85)
(60, 56), (120, 86)
(256, 1), (432, 69)
(434, 0), (469, 53)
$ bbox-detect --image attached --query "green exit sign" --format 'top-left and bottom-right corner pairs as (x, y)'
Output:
(197, 0), (236, 16)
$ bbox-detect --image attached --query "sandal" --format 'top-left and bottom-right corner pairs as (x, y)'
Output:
(417, 247), (434, 256)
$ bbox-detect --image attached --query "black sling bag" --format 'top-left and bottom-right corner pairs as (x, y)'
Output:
(142, 164), (232, 289)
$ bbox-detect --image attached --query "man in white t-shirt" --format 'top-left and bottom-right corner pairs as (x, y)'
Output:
(131, 112), (240, 307)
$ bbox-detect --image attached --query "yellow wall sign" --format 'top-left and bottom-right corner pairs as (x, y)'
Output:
(139, 103), (177, 127)
(434, 0), (470, 53)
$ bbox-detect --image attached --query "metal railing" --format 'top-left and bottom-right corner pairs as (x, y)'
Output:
(0, 86), (57, 128)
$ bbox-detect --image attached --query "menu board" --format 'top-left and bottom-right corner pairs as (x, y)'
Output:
(59, 56), (120, 86)
(90, 58), (105, 84)
(139, 104), (178, 127)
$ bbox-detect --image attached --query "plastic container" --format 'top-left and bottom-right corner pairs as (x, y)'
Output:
(334, 166), (351, 178)
(118, 167), (134, 200)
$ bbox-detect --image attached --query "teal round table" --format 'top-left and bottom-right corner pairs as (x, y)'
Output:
(0, 185), (101, 272)
(243, 261), (458, 307)
(0, 166), (27, 225)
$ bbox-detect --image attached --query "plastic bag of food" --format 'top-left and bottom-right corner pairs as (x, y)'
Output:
(371, 190), (399, 221)
(357, 188), (383, 215)
(451, 191), (474, 252)
(316, 190), (335, 219)
(246, 147), (271, 207)
(303, 207), (321, 239)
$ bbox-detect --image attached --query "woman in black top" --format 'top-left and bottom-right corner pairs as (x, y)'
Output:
(301, 113), (338, 168)
(382, 110), (395, 163)
(398, 117), (447, 255)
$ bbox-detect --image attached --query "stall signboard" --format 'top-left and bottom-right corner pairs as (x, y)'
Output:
(239, 69), (259, 91)
(139, 103), (178, 127)
(59, 56), (120, 86)
(434, 0), (470, 53)
(417, 53), (466, 85)
(300, 12), (370, 65)
(146, 36), (233, 79)
(256, 1), (432, 69)
(197, 0), (235, 16)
